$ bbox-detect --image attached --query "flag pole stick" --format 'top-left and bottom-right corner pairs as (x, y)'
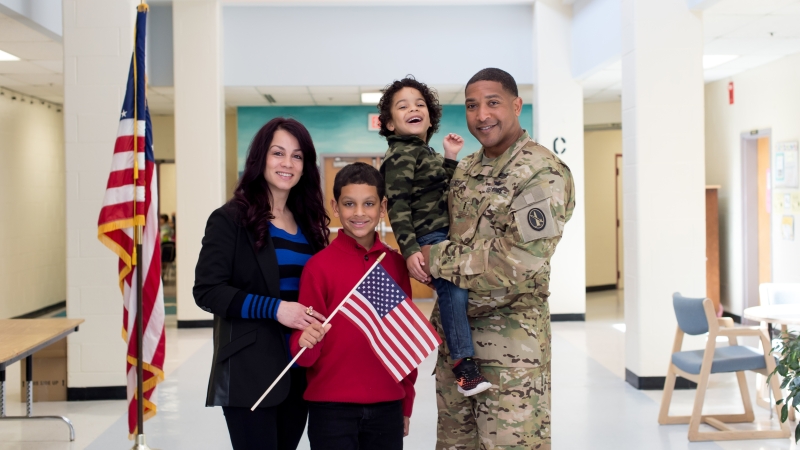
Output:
(251, 252), (387, 411)
(132, 4), (154, 450)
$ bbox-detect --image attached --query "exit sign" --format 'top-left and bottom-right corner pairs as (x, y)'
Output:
(368, 114), (381, 131)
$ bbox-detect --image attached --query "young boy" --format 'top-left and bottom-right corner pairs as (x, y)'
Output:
(290, 163), (416, 450)
(377, 76), (491, 396)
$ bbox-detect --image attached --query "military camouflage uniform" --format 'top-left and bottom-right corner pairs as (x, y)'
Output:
(429, 131), (575, 450)
(380, 134), (458, 259)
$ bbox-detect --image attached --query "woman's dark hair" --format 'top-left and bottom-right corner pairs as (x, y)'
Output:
(230, 117), (330, 251)
(377, 76), (441, 143)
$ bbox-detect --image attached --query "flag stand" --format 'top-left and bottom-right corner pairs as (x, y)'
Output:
(131, 226), (156, 450)
(251, 253), (387, 411)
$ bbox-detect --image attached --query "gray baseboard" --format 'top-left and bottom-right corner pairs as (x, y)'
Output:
(586, 284), (617, 293)
(625, 368), (697, 390)
(551, 313), (585, 322)
(67, 386), (126, 401)
(177, 320), (214, 329)
(13, 300), (66, 319)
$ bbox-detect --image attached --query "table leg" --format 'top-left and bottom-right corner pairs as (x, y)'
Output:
(25, 355), (32, 417)
(1, 368), (5, 418)
(0, 356), (76, 441)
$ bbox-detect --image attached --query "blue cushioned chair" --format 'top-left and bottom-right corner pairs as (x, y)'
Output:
(658, 293), (790, 441)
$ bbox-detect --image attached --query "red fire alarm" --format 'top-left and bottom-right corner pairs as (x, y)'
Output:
(728, 82), (734, 105)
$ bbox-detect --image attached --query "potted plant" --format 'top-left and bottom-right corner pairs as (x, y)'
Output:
(769, 331), (800, 442)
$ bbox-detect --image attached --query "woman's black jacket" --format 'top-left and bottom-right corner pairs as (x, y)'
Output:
(193, 203), (317, 408)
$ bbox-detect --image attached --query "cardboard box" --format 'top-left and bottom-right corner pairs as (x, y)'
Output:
(20, 339), (67, 402)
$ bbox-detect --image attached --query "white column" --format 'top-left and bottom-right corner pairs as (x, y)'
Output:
(173, 0), (225, 325)
(532, 1), (587, 318)
(64, 0), (138, 390)
(621, 0), (706, 383)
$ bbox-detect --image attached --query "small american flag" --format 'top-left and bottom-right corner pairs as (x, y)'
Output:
(340, 264), (441, 382)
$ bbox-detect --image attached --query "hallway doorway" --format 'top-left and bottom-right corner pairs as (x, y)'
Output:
(741, 130), (772, 312)
(584, 127), (623, 291)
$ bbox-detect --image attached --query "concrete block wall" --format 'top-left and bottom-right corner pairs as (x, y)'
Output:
(0, 89), (65, 319)
(63, 0), (139, 390)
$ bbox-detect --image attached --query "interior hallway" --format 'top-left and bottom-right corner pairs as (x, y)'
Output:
(1, 290), (795, 449)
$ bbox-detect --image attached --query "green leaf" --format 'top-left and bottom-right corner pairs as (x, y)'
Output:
(782, 404), (789, 423)
(782, 377), (792, 389)
(780, 364), (789, 377)
(777, 398), (785, 405)
(795, 423), (800, 444)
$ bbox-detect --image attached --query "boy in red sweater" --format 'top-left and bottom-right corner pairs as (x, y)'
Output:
(290, 162), (417, 450)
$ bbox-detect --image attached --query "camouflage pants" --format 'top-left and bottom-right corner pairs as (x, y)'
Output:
(435, 357), (551, 450)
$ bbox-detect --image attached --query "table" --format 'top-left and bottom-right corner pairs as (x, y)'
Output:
(744, 304), (800, 327)
(0, 318), (84, 442)
(743, 305), (800, 420)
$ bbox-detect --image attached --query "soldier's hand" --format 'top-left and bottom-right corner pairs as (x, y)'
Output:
(406, 252), (429, 283)
(443, 133), (464, 159)
(403, 416), (410, 436)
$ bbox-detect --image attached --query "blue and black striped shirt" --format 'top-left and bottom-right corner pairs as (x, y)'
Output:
(227, 223), (314, 320)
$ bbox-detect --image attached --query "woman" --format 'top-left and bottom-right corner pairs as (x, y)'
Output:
(194, 118), (330, 450)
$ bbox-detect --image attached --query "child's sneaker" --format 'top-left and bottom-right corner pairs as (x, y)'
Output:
(453, 358), (492, 396)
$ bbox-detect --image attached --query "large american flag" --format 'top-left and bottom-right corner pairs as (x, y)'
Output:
(340, 264), (441, 382)
(96, 5), (165, 437)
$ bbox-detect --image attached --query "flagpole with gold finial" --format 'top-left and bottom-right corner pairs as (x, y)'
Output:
(132, 4), (156, 450)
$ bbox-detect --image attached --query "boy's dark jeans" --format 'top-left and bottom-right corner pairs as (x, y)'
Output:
(417, 227), (475, 361)
(307, 400), (404, 450)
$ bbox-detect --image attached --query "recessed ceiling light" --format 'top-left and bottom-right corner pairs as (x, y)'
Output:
(703, 55), (738, 69)
(0, 49), (20, 61)
(361, 92), (382, 104)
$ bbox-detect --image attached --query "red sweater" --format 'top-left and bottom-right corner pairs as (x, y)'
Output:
(289, 232), (417, 417)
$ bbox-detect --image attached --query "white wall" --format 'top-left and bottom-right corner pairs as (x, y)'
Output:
(223, 5), (533, 86)
(571, 0), (621, 79)
(532, 1), (586, 317)
(584, 100), (621, 125)
(0, 90), (65, 319)
(64, 0), (137, 389)
(705, 53), (800, 315)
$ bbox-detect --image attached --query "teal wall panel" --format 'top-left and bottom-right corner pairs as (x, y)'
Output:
(237, 104), (533, 172)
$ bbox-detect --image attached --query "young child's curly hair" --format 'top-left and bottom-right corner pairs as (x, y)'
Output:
(377, 76), (442, 143)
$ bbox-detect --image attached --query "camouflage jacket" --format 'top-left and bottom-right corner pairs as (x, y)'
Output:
(429, 131), (575, 367)
(380, 134), (458, 259)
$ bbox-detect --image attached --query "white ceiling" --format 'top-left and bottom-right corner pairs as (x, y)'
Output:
(2, 1), (800, 109)
(582, 0), (800, 103)
(0, 12), (63, 105)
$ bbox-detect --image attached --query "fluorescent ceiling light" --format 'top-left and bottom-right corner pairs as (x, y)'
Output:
(703, 55), (738, 69)
(0, 49), (20, 61)
(361, 92), (382, 104)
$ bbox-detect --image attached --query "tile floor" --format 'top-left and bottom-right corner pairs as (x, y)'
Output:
(1, 290), (796, 449)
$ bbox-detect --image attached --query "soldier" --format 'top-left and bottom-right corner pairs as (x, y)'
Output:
(420, 68), (576, 450)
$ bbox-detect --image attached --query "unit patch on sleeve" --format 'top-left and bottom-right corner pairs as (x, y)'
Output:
(511, 184), (559, 243)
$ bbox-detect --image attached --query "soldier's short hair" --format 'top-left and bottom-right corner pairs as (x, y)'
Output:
(466, 68), (519, 97)
(377, 75), (442, 143)
(333, 162), (386, 201)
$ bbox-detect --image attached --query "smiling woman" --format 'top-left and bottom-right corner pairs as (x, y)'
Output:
(193, 117), (331, 450)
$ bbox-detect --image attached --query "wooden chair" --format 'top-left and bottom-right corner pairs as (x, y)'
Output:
(658, 293), (790, 441)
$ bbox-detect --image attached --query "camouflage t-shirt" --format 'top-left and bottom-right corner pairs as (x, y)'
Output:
(380, 134), (458, 259)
